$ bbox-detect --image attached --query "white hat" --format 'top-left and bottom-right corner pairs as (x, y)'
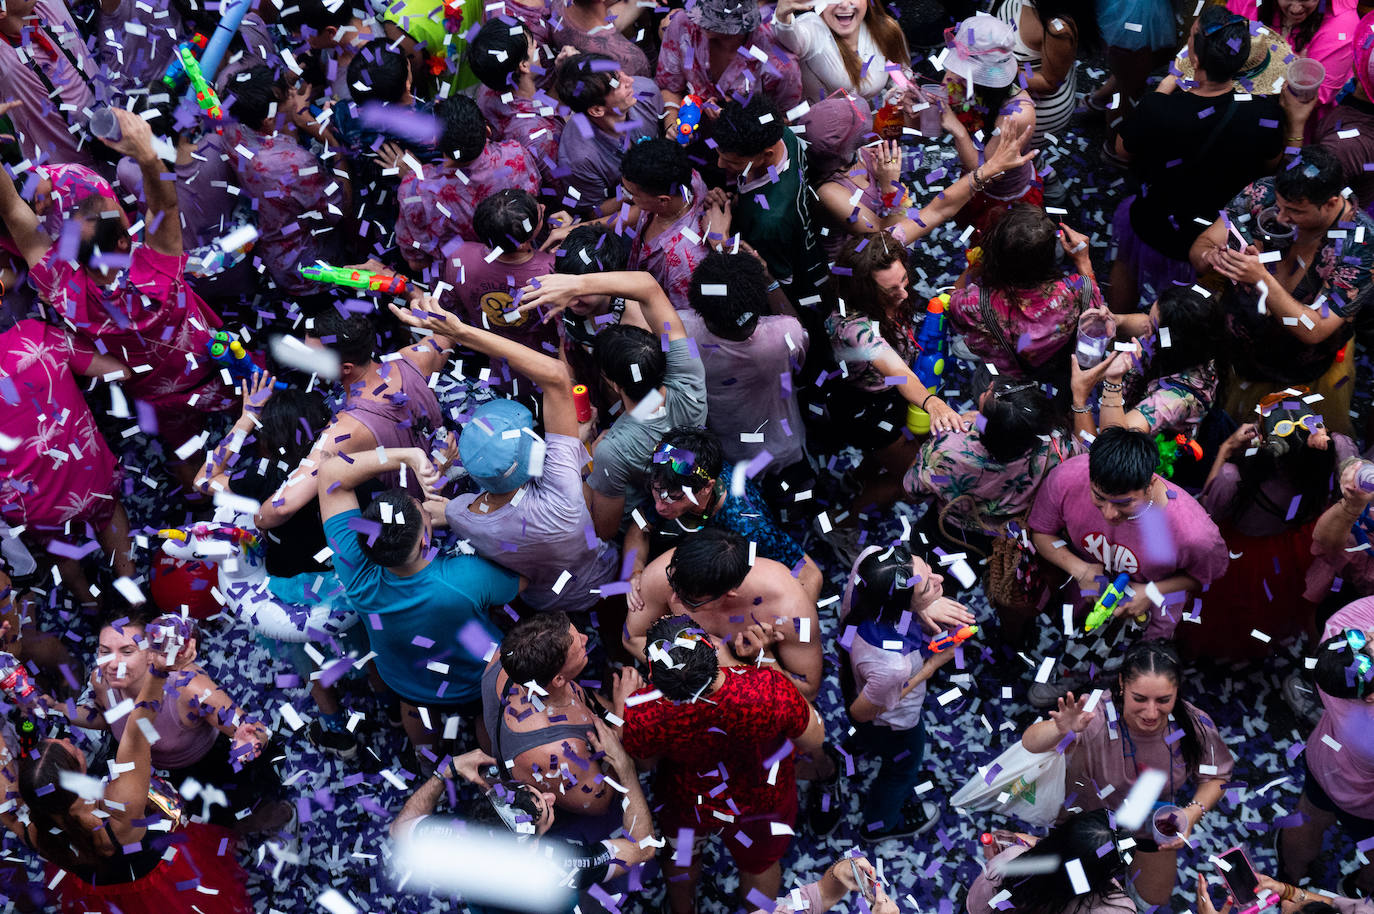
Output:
(943, 13), (1019, 89)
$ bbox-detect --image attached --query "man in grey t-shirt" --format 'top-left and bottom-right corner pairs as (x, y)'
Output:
(520, 271), (706, 539)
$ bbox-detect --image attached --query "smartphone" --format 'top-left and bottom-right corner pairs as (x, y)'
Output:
(1216, 847), (1261, 907)
(850, 860), (877, 904)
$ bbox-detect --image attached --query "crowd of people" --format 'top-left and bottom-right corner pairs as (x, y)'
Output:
(0, 0), (1373, 910)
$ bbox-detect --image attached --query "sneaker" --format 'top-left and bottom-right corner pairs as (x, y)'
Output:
(806, 773), (845, 838)
(1281, 671), (1323, 731)
(1099, 138), (1128, 171)
(1028, 671), (1090, 711)
(861, 800), (939, 843)
(309, 720), (360, 761)
(1040, 168), (1068, 208)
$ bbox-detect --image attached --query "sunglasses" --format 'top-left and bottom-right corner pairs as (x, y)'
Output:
(1346, 629), (1372, 698)
(652, 443), (713, 487)
(652, 484), (693, 504)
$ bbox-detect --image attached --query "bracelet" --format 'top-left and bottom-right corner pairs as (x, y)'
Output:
(765, 281), (780, 292)
(1100, 398), (1125, 409)
(1101, 381), (1124, 392)
(1184, 799), (1205, 812)
(1280, 884), (1297, 903)
(971, 168), (988, 193)
(135, 700), (162, 712)
(921, 393), (937, 410)
(1071, 403), (1094, 414)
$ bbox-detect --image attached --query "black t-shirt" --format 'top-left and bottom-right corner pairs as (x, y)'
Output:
(1120, 90), (1284, 260)
(227, 462), (329, 579)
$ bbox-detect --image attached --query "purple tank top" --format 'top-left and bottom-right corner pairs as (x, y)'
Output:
(109, 683), (222, 770)
(342, 356), (444, 495)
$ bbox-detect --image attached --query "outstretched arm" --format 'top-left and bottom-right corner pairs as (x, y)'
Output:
(0, 130), (51, 267)
(521, 271), (685, 343)
(392, 297), (579, 438)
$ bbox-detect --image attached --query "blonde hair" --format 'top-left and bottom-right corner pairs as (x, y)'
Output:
(835, 3), (910, 90)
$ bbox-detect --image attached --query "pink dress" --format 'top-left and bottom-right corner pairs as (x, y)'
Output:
(1226, 0), (1360, 107)
(28, 246), (235, 447)
(396, 141), (542, 270)
(656, 16), (803, 113)
(0, 320), (120, 534)
(1306, 597), (1374, 819)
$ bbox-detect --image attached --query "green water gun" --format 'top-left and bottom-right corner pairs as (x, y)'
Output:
(299, 264), (410, 295)
(179, 44), (223, 119)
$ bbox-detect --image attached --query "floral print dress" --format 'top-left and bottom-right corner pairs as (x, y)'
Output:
(947, 275), (1098, 374)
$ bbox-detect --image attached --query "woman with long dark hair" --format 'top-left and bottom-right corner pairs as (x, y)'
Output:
(1069, 287), (1224, 440)
(967, 810), (1135, 914)
(1179, 390), (1350, 659)
(840, 544), (975, 841)
(1021, 640), (1234, 906)
(949, 204), (1099, 381)
(0, 644), (253, 913)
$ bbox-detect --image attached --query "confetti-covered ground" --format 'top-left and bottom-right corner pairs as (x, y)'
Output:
(4, 66), (1370, 914)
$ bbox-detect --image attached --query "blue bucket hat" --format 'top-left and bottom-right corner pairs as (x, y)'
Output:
(459, 399), (541, 494)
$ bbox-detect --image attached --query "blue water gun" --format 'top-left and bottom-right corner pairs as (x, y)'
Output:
(913, 294), (948, 388)
(207, 331), (286, 388)
(674, 95), (704, 146)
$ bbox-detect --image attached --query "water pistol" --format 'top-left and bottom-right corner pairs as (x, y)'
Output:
(160, 33), (208, 89)
(674, 95), (703, 146)
(207, 331), (287, 388)
(928, 624), (978, 652)
(299, 264), (410, 295)
(572, 384), (592, 423)
(913, 294), (949, 389)
(1083, 571), (1131, 633)
(178, 43), (223, 120)
(1155, 433), (1202, 479)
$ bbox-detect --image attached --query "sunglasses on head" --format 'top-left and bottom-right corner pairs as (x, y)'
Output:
(652, 444), (713, 488)
(1270, 414), (1320, 438)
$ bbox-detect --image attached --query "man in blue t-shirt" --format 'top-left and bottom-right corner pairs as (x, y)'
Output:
(319, 446), (521, 769)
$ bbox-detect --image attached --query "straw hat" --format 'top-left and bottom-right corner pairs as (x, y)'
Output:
(1173, 22), (1294, 95)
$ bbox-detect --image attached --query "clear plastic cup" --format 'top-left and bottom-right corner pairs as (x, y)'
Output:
(90, 106), (122, 142)
(914, 84), (947, 137)
(1285, 58), (1325, 103)
(1256, 206), (1297, 251)
(1076, 313), (1111, 369)
(1152, 805), (1188, 845)
(1357, 463), (1374, 493)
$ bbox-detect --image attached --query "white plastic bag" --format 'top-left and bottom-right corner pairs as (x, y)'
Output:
(951, 742), (1068, 827)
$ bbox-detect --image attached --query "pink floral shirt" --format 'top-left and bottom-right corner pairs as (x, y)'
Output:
(656, 16), (803, 113)
(627, 171), (709, 310)
(28, 245), (234, 442)
(397, 141), (542, 269)
(948, 275), (1099, 374)
(552, 0), (652, 77)
(0, 320), (119, 531)
(476, 87), (563, 187)
(225, 125), (346, 295)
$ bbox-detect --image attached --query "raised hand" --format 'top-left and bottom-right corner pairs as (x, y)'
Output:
(1049, 691), (1096, 735)
(242, 370), (277, 416)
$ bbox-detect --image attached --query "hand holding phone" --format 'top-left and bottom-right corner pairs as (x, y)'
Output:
(1215, 847), (1276, 913)
(849, 859), (877, 904)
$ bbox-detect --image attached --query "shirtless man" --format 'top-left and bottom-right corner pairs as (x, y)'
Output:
(476, 613), (635, 824)
(252, 303), (454, 529)
(625, 527), (821, 702)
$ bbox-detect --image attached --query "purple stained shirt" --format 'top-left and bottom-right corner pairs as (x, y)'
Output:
(341, 354), (445, 496)
(556, 76), (662, 215)
(116, 131), (240, 251)
(397, 140), (542, 269)
(446, 434), (619, 613)
(1307, 597), (1374, 819)
(1027, 455), (1230, 638)
(656, 16), (803, 113)
(476, 86), (563, 187)
(627, 171), (709, 311)
(0, 0), (98, 169)
(224, 124), (347, 295)
(678, 309), (809, 472)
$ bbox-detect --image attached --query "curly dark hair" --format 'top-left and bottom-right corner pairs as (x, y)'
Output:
(831, 232), (914, 354)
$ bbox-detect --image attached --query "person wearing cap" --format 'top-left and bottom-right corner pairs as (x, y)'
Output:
(937, 13), (1040, 236)
(1192, 145), (1373, 439)
(518, 269), (706, 542)
(656, 0), (804, 121)
(317, 443), (523, 768)
(390, 716), (657, 907)
(620, 614), (826, 914)
(1109, 6), (1284, 313)
(553, 52), (664, 218)
(804, 93), (1038, 254)
(389, 296), (622, 630)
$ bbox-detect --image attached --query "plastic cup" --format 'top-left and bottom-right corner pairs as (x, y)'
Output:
(1256, 206), (1297, 251)
(1151, 805), (1188, 844)
(89, 106), (122, 142)
(1076, 314), (1111, 370)
(915, 84), (947, 137)
(1356, 463), (1374, 493)
(906, 403), (931, 436)
(1285, 58), (1325, 104)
